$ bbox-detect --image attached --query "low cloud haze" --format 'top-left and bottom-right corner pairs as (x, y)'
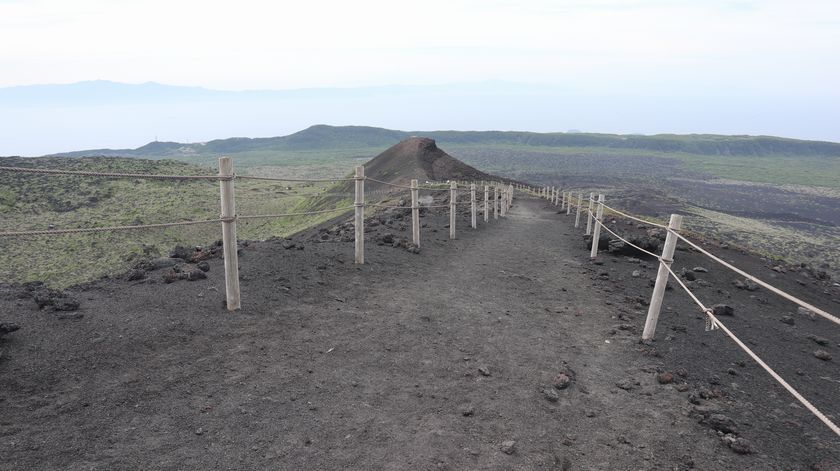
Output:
(1, 0), (839, 154)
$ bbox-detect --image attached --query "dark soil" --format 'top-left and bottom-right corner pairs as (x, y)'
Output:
(1, 197), (838, 470)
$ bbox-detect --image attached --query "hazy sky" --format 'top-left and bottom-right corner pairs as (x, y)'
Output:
(2, 0), (840, 154)
(2, 0), (839, 93)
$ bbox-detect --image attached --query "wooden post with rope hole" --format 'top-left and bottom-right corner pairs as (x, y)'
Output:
(470, 183), (477, 229)
(586, 192), (595, 235)
(484, 185), (489, 222)
(574, 193), (583, 227)
(494, 186), (499, 219)
(449, 181), (457, 239)
(218, 156), (241, 311)
(642, 214), (683, 340)
(354, 165), (365, 264)
(590, 194), (605, 259)
(411, 178), (420, 247)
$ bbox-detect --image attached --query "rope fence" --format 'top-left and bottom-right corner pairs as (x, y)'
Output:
(0, 161), (515, 310)
(0, 165), (225, 181)
(535, 184), (840, 440)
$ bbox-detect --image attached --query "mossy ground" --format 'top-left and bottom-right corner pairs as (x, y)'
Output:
(0, 157), (353, 287)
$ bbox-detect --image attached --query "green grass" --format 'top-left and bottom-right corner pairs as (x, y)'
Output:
(0, 157), (354, 287)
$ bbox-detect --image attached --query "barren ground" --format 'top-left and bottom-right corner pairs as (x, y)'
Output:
(1, 197), (839, 470)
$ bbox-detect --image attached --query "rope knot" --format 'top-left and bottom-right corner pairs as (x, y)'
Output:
(704, 308), (719, 332)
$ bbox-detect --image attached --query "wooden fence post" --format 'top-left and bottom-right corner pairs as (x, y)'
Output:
(494, 186), (499, 219)
(585, 192), (595, 235)
(219, 157), (241, 311)
(411, 178), (420, 247)
(566, 192), (572, 215)
(574, 193), (583, 227)
(501, 188), (507, 217)
(449, 181), (457, 239)
(589, 194), (605, 259)
(470, 183), (477, 228)
(484, 185), (489, 222)
(355, 165), (365, 264)
(642, 214), (684, 340)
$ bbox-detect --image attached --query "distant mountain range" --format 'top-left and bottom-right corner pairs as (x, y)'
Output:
(3, 80), (840, 156)
(49, 124), (840, 159)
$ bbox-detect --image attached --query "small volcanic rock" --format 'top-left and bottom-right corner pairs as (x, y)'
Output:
(813, 350), (832, 361)
(500, 440), (516, 455)
(712, 304), (734, 317)
(542, 388), (560, 402)
(729, 437), (754, 454)
(706, 414), (737, 434)
(553, 373), (572, 390)
(657, 372), (674, 384)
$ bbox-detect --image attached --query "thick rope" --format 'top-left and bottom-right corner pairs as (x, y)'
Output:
(0, 165), (223, 181)
(267, 192), (354, 199)
(659, 261), (840, 438)
(236, 175), (355, 183)
(238, 206), (355, 220)
(670, 230), (840, 327)
(0, 218), (232, 237)
(365, 177), (458, 191)
(600, 202), (668, 229)
(364, 177), (414, 189)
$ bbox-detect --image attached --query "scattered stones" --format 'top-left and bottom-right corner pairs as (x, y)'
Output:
(797, 306), (816, 320)
(32, 287), (80, 312)
(460, 404), (475, 416)
(169, 245), (193, 260)
(149, 257), (181, 270)
(711, 304), (734, 317)
(706, 413), (737, 434)
(553, 373), (572, 390)
(656, 372), (674, 384)
(127, 269), (146, 281)
(281, 240), (296, 250)
(733, 279), (759, 291)
(184, 268), (207, 281)
(807, 334), (829, 346)
(0, 322), (20, 338)
(693, 267), (708, 273)
(478, 366), (491, 377)
(500, 440), (517, 455)
(729, 437), (754, 454)
(196, 261), (211, 272)
(616, 378), (639, 391)
(674, 383), (689, 392)
(813, 350), (832, 361)
(631, 270), (641, 278)
(542, 388), (559, 402)
(163, 269), (179, 284)
(780, 315), (795, 325)
(683, 270), (697, 282)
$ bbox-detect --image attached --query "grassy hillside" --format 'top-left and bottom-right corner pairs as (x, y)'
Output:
(0, 157), (352, 287)
(48, 125), (840, 189)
